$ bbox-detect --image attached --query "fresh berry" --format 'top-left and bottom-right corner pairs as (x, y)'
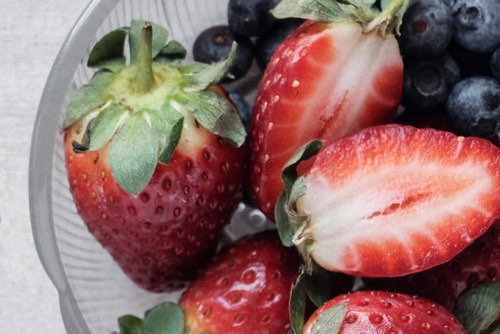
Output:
(64, 21), (247, 292)
(402, 53), (461, 112)
(229, 91), (252, 132)
(180, 231), (300, 334)
(255, 18), (304, 71)
(303, 291), (467, 333)
(398, 0), (453, 58)
(227, 0), (281, 37)
(450, 0), (500, 53)
(446, 76), (500, 138)
(192, 25), (254, 81)
(492, 47), (500, 80)
(250, 0), (407, 220)
(277, 124), (500, 278)
(446, 41), (493, 78)
(365, 222), (500, 310)
(396, 109), (456, 132)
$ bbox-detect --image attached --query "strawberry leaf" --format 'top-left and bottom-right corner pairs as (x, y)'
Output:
(184, 43), (238, 92)
(175, 90), (246, 147)
(306, 266), (345, 308)
(308, 303), (346, 334)
(454, 282), (500, 334)
(129, 20), (168, 64)
(143, 302), (184, 334)
(118, 315), (144, 334)
(271, 0), (352, 22)
(290, 272), (307, 334)
(156, 40), (187, 62)
(147, 105), (184, 164)
(88, 103), (128, 151)
(87, 27), (128, 71)
(108, 112), (159, 195)
(276, 141), (322, 247)
(65, 71), (114, 126)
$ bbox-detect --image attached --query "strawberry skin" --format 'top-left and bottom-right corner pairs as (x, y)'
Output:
(250, 20), (403, 220)
(293, 124), (500, 277)
(65, 120), (246, 292)
(303, 291), (467, 333)
(365, 221), (500, 310)
(179, 231), (300, 334)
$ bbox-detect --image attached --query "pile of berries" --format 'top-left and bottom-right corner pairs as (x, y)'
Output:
(62, 0), (500, 333)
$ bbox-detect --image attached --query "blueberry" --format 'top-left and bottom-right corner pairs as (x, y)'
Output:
(399, 0), (453, 58)
(255, 19), (303, 71)
(446, 76), (500, 137)
(450, 0), (500, 53)
(228, 91), (252, 132)
(192, 26), (254, 81)
(403, 53), (461, 112)
(228, 0), (281, 37)
(491, 47), (500, 80)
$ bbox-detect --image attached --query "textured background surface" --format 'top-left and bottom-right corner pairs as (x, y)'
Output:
(0, 1), (90, 332)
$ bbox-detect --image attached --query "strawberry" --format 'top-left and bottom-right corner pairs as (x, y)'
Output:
(179, 231), (300, 334)
(276, 124), (500, 278)
(250, 0), (410, 220)
(64, 21), (247, 291)
(365, 221), (500, 310)
(302, 291), (467, 333)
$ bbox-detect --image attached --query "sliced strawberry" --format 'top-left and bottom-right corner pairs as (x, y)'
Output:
(303, 291), (467, 333)
(180, 231), (300, 334)
(277, 124), (500, 278)
(250, 0), (407, 220)
(365, 221), (500, 310)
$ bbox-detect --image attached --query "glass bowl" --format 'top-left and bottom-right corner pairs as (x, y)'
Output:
(29, 0), (270, 332)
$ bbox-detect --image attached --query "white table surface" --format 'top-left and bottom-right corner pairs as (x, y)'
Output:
(0, 1), (90, 332)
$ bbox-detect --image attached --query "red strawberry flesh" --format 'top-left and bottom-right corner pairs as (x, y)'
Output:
(296, 125), (500, 277)
(251, 21), (403, 220)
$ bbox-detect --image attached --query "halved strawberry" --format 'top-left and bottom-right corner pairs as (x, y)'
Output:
(303, 291), (467, 333)
(277, 124), (500, 278)
(64, 21), (247, 291)
(365, 221), (500, 310)
(250, 0), (409, 220)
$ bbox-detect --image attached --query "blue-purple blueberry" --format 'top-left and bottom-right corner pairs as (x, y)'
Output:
(446, 76), (500, 137)
(399, 0), (453, 58)
(227, 0), (281, 37)
(450, 0), (500, 53)
(192, 26), (254, 81)
(403, 53), (461, 111)
(491, 47), (500, 80)
(255, 18), (303, 71)
(228, 92), (252, 132)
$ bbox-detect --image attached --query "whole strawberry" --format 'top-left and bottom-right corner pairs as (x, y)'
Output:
(277, 125), (500, 278)
(179, 231), (300, 334)
(250, 0), (409, 220)
(365, 222), (500, 310)
(303, 291), (467, 333)
(64, 21), (247, 292)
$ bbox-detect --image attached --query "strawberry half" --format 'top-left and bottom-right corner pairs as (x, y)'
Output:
(365, 221), (500, 310)
(64, 21), (247, 291)
(303, 291), (467, 333)
(277, 124), (500, 278)
(179, 231), (300, 334)
(250, 0), (410, 220)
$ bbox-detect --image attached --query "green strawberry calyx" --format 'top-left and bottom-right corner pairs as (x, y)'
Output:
(271, 0), (413, 37)
(65, 20), (246, 195)
(275, 140), (323, 273)
(116, 302), (185, 334)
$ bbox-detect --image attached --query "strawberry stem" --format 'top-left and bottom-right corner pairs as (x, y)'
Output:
(364, 0), (412, 36)
(135, 22), (154, 93)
